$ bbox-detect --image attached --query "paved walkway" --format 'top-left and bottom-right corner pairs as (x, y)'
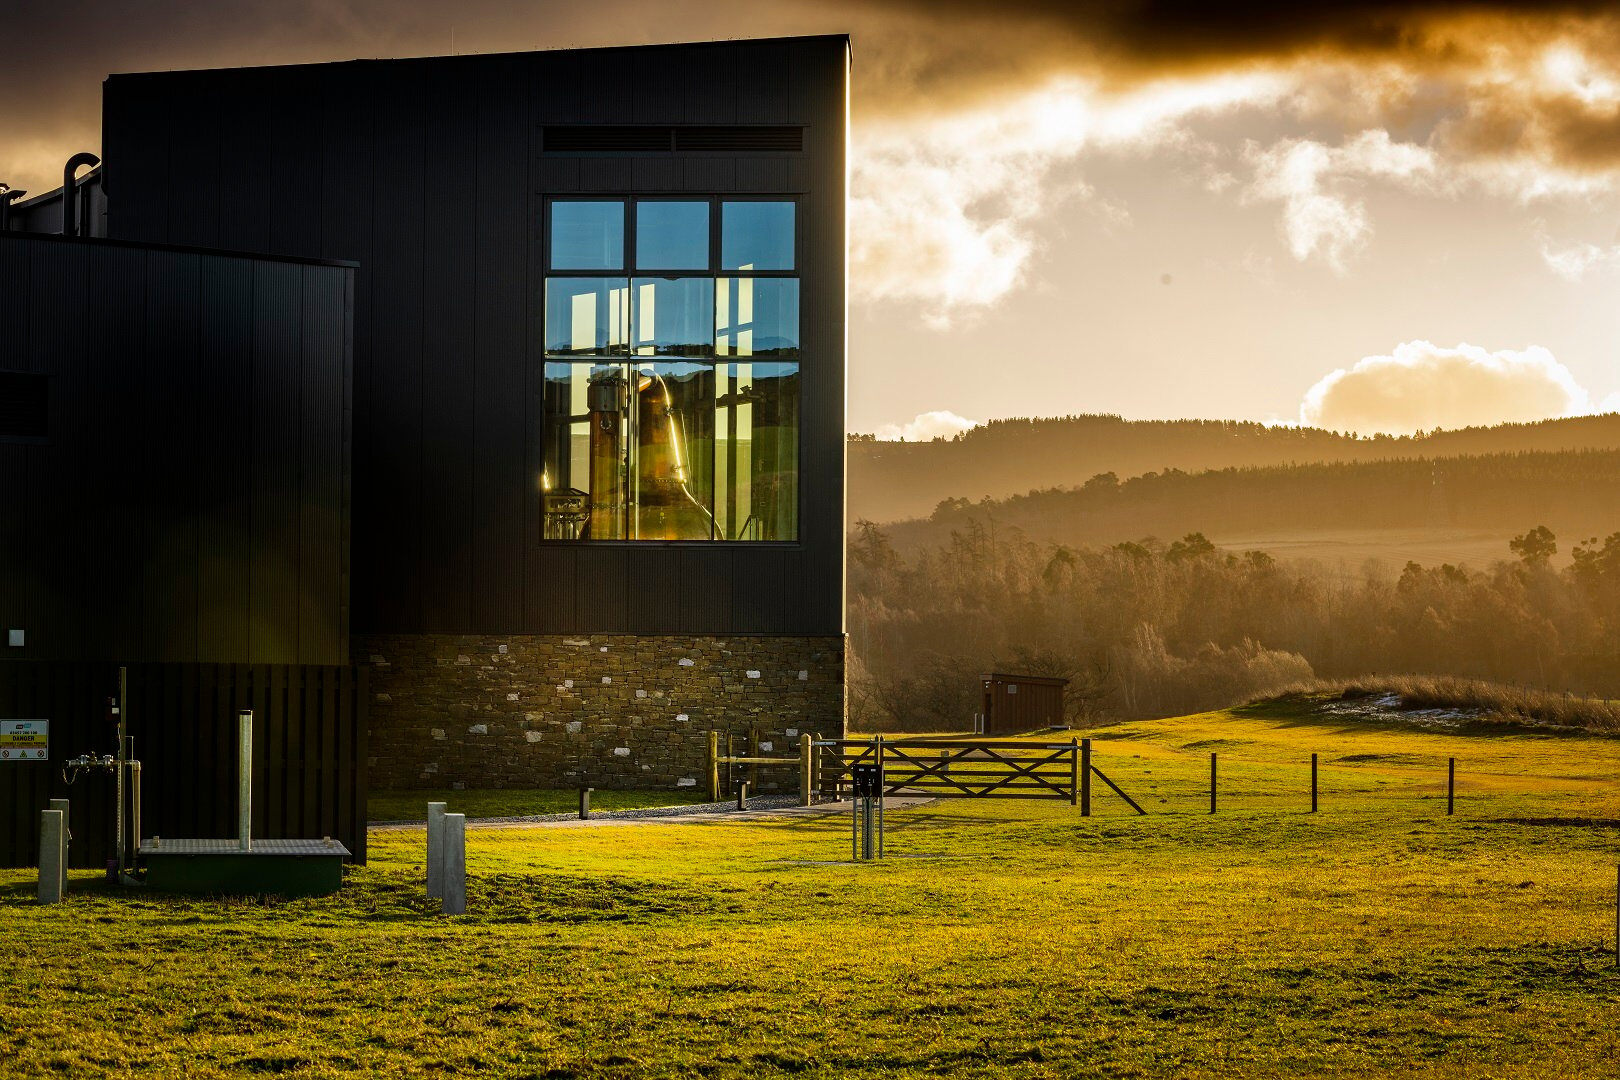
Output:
(371, 795), (934, 832)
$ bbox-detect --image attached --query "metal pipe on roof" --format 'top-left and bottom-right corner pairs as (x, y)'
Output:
(61, 152), (99, 236)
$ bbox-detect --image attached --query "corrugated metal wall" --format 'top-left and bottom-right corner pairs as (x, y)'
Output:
(101, 36), (848, 640)
(0, 233), (353, 665)
(0, 660), (368, 868)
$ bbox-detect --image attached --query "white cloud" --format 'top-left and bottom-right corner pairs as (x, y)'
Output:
(1300, 340), (1595, 435)
(873, 410), (980, 442)
(1242, 130), (1442, 271)
(851, 71), (1289, 327)
(1539, 237), (1620, 281)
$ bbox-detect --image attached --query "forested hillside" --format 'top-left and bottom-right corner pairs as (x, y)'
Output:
(850, 413), (1620, 523)
(877, 449), (1620, 557)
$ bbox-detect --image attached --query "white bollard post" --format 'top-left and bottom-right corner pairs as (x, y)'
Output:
(38, 810), (64, 905)
(49, 798), (69, 897)
(426, 802), (447, 900)
(441, 813), (466, 915)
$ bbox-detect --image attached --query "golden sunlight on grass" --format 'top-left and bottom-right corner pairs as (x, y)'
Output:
(5, 697), (1620, 1078)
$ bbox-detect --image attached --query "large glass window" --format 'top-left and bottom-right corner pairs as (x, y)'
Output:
(543, 197), (800, 542)
(632, 277), (714, 357)
(550, 201), (625, 270)
(721, 201), (795, 270)
(636, 201), (709, 270)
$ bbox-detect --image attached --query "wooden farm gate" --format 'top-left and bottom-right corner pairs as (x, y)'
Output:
(814, 737), (1143, 815)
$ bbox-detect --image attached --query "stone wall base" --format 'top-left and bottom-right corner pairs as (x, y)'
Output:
(359, 633), (846, 793)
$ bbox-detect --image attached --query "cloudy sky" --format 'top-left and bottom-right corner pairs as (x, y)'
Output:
(7, 1), (1620, 437)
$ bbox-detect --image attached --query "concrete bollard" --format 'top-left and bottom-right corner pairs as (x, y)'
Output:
(426, 802), (448, 900)
(578, 787), (592, 820)
(441, 813), (467, 916)
(38, 810), (64, 905)
(49, 798), (69, 896)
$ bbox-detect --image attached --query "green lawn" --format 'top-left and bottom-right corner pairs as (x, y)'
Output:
(367, 787), (710, 822)
(5, 696), (1620, 1078)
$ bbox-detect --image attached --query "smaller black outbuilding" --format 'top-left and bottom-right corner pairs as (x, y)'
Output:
(980, 673), (1069, 735)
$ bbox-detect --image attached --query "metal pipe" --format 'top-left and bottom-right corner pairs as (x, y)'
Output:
(61, 152), (99, 237)
(0, 188), (28, 232)
(130, 759), (142, 857)
(238, 709), (253, 851)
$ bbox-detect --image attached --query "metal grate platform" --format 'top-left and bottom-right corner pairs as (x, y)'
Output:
(139, 838), (351, 857)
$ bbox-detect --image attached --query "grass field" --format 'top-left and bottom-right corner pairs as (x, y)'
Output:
(367, 787), (710, 822)
(5, 696), (1620, 1078)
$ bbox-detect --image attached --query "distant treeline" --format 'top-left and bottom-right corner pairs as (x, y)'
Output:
(849, 413), (1620, 523)
(848, 520), (1620, 732)
(876, 449), (1620, 554)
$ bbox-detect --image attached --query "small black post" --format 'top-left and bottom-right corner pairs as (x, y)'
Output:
(1311, 753), (1318, 813)
(1209, 752), (1217, 814)
(736, 781), (749, 811)
(1447, 758), (1455, 816)
(1081, 739), (1092, 817)
(1615, 864), (1619, 969)
(578, 787), (592, 820)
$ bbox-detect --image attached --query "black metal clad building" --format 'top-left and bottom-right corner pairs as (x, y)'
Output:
(0, 232), (354, 666)
(100, 36), (849, 641)
(95, 36), (851, 790)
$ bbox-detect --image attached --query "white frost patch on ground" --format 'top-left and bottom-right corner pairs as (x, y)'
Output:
(1318, 693), (1482, 730)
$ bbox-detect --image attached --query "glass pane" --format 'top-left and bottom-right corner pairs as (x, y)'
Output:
(714, 362), (798, 541)
(545, 278), (629, 356)
(629, 362), (715, 540)
(716, 278), (799, 358)
(543, 361), (629, 540)
(550, 201), (624, 270)
(721, 201), (795, 270)
(636, 201), (710, 270)
(631, 277), (714, 357)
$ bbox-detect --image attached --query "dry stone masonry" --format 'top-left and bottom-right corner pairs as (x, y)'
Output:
(360, 634), (846, 792)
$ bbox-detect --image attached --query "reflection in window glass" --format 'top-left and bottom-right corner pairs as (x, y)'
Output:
(714, 363), (798, 541)
(721, 201), (795, 270)
(631, 277), (714, 357)
(550, 201), (625, 270)
(717, 278), (799, 358)
(543, 361), (627, 540)
(629, 363), (715, 540)
(636, 201), (710, 270)
(545, 279), (629, 356)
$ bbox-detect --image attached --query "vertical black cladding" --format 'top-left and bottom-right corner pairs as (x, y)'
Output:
(0, 233), (353, 665)
(103, 36), (849, 639)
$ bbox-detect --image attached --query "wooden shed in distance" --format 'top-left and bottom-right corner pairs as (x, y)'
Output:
(980, 673), (1068, 735)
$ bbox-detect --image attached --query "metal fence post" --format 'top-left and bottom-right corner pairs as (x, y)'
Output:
(1081, 739), (1092, 817)
(1311, 754), (1318, 813)
(426, 802), (447, 900)
(1210, 753), (1217, 814)
(37, 810), (64, 905)
(800, 734), (813, 807)
(708, 731), (720, 802)
(1447, 757), (1455, 815)
(441, 813), (467, 915)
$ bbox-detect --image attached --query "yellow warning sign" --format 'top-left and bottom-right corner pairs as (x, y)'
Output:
(0, 720), (48, 761)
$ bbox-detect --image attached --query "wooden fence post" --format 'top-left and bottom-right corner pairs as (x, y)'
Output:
(1069, 739), (1079, 808)
(1311, 754), (1318, 813)
(799, 734), (813, 806)
(1081, 739), (1092, 817)
(708, 731), (720, 802)
(1210, 753), (1217, 814)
